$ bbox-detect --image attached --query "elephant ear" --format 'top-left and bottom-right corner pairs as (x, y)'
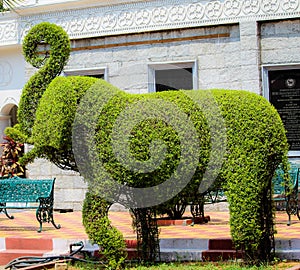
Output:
(30, 76), (124, 170)
(31, 76), (97, 157)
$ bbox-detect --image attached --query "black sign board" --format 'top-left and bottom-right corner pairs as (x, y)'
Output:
(269, 69), (300, 151)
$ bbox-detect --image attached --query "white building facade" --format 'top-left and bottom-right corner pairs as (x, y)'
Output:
(0, 0), (300, 210)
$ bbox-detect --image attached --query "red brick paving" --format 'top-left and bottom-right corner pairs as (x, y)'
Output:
(0, 210), (297, 240)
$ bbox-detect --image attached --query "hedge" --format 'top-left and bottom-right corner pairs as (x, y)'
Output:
(31, 76), (288, 263)
(82, 192), (127, 269)
(11, 22), (289, 265)
(17, 22), (70, 138)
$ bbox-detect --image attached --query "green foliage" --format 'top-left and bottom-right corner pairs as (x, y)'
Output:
(211, 90), (288, 263)
(5, 124), (29, 144)
(91, 89), (209, 207)
(32, 76), (98, 165)
(32, 79), (288, 263)
(33, 76), (97, 148)
(17, 22), (70, 138)
(0, 0), (25, 12)
(0, 136), (25, 177)
(82, 192), (127, 269)
(29, 78), (288, 263)
(16, 22), (289, 265)
(72, 260), (286, 270)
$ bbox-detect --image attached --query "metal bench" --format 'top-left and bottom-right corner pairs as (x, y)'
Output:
(0, 176), (61, 232)
(273, 162), (300, 225)
(190, 189), (227, 224)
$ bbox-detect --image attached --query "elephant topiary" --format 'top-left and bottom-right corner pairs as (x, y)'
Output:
(7, 22), (289, 265)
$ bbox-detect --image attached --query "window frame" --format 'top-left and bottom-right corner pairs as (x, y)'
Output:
(148, 60), (198, 93)
(63, 67), (108, 81)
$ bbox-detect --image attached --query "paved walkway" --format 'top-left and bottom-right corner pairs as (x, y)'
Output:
(0, 209), (298, 240)
(0, 209), (300, 267)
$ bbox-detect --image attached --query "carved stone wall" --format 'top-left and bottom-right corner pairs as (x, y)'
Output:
(261, 18), (300, 65)
(1, 0), (300, 46)
(18, 0), (300, 42)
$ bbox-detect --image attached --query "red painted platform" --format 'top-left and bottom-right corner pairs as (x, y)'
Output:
(0, 210), (298, 265)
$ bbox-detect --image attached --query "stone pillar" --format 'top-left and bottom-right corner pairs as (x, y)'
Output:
(239, 21), (261, 94)
(0, 114), (11, 140)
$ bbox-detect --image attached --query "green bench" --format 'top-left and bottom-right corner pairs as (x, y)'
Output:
(0, 176), (61, 232)
(273, 162), (300, 225)
(190, 162), (300, 226)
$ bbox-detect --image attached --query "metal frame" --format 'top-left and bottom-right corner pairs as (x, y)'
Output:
(0, 176), (61, 232)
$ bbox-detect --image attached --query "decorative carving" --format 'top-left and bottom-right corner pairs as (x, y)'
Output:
(242, 0), (261, 15)
(152, 7), (169, 24)
(86, 16), (101, 31)
(119, 11), (134, 27)
(224, 0), (242, 17)
(69, 17), (85, 33)
(3, 97), (17, 106)
(206, 1), (223, 18)
(136, 9), (151, 26)
(281, 0), (299, 11)
(3, 22), (17, 40)
(102, 12), (117, 29)
(57, 17), (70, 31)
(261, 0), (280, 14)
(0, 61), (12, 87)
(0, 22), (17, 44)
(169, 5), (186, 22)
(186, 3), (205, 20)
(0, 0), (298, 46)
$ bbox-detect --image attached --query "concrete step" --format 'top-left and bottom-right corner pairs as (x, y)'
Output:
(275, 239), (300, 260)
(159, 238), (208, 250)
(125, 239), (137, 249)
(0, 237), (79, 266)
(86, 238), (208, 262)
(4, 237), (300, 266)
(160, 248), (203, 261)
(0, 249), (52, 265)
(201, 238), (243, 261)
(159, 238), (208, 262)
(5, 237), (53, 250)
(0, 238), (54, 265)
(92, 239), (139, 260)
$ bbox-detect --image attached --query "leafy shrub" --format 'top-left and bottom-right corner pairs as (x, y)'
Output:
(0, 136), (25, 177)
(82, 192), (127, 269)
(17, 22), (70, 138)
(32, 78), (288, 263)
(13, 22), (289, 264)
(212, 90), (288, 263)
(29, 76), (98, 170)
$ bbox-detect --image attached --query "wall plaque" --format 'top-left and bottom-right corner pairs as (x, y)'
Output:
(269, 69), (300, 151)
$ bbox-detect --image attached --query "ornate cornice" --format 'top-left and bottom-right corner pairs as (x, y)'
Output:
(0, 19), (18, 46)
(0, 0), (300, 46)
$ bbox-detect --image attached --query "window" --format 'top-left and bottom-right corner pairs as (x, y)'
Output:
(63, 67), (107, 80)
(148, 61), (198, 92)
